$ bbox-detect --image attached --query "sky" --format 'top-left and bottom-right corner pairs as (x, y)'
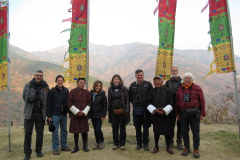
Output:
(9, 0), (240, 56)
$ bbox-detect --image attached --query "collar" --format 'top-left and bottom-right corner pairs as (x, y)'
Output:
(136, 80), (144, 85)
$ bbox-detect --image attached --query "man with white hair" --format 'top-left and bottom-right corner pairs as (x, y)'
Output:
(165, 66), (183, 150)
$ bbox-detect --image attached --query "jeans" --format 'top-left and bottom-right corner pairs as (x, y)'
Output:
(24, 113), (45, 156)
(133, 113), (150, 146)
(91, 119), (104, 143)
(52, 115), (68, 150)
(111, 110), (126, 146)
(180, 115), (200, 149)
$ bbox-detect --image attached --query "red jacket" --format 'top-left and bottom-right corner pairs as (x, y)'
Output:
(176, 83), (206, 117)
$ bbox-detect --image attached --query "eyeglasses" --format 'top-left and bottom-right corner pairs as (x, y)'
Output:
(35, 75), (43, 77)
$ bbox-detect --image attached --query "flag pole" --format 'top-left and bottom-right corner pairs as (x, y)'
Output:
(86, 0), (90, 90)
(7, 0), (11, 151)
(226, 0), (240, 138)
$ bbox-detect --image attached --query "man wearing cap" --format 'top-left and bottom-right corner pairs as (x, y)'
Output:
(47, 75), (71, 155)
(22, 70), (49, 160)
(147, 76), (174, 155)
(165, 66), (183, 150)
(129, 69), (153, 151)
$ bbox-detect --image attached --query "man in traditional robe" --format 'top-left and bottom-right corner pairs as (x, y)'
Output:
(67, 78), (91, 153)
(147, 76), (174, 155)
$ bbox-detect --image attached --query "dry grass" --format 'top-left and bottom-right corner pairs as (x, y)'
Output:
(0, 123), (239, 160)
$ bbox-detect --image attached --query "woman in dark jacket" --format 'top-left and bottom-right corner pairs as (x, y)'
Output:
(176, 72), (206, 158)
(108, 74), (130, 150)
(89, 80), (107, 150)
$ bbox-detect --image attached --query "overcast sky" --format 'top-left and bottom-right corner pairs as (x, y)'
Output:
(9, 0), (240, 56)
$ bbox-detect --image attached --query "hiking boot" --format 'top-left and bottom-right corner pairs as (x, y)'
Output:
(135, 145), (142, 151)
(194, 149), (200, 158)
(92, 143), (99, 150)
(99, 142), (105, 149)
(144, 145), (149, 151)
(182, 148), (191, 156)
(120, 146), (126, 150)
(36, 152), (44, 157)
(112, 145), (119, 150)
(166, 148), (174, 155)
(151, 147), (159, 154)
(23, 155), (30, 160)
(71, 146), (79, 153)
(61, 146), (71, 151)
(176, 139), (184, 150)
(53, 150), (60, 155)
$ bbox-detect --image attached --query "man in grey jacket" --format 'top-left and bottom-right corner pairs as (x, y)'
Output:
(22, 70), (49, 160)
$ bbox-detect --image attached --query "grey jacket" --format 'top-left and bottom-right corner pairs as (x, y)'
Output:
(23, 79), (49, 120)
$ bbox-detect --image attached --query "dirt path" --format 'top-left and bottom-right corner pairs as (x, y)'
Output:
(0, 124), (239, 160)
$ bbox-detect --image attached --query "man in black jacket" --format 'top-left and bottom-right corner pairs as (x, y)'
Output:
(47, 75), (71, 155)
(165, 66), (183, 150)
(129, 69), (153, 151)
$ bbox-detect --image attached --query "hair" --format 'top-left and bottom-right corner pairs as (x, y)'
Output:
(181, 72), (195, 84)
(93, 80), (103, 91)
(77, 78), (86, 84)
(110, 74), (124, 86)
(171, 66), (179, 71)
(135, 69), (144, 75)
(35, 70), (43, 75)
(55, 75), (64, 82)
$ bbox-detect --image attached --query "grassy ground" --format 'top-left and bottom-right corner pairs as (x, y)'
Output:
(0, 123), (239, 160)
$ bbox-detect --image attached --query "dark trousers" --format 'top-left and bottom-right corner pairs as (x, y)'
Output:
(154, 133), (171, 148)
(24, 113), (45, 156)
(133, 113), (150, 146)
(111, 110), (126, 146)
(180, 115), (200, 149)
(74, 133), (88, 147)
(91, 119), (104, 143)
(170, 115), (182, 143)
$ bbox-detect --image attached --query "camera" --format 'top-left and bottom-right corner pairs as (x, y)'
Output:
(183, 94), (190, 102)
(136, 92), (142, 103)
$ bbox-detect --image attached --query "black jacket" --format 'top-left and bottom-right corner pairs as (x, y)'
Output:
(89, 90), (107, 119)
(47, 86), (69, 117)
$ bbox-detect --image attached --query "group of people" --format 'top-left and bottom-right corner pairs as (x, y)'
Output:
(22, 67), (206, 160)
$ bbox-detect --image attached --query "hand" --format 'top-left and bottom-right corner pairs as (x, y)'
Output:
(177, 115), (180, 121)
(101, 117), (105, 121)
(199, 115), (203, 120)
(48, 117), (52, 122)
(158, 108), (163, 115)
(77, 110), (83, 117)
(154, 109), (160, 114)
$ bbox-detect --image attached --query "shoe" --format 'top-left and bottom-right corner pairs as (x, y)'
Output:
(166, 148), (174, 155)
(120, 146), (125, 150)
(182, 148), (191, 156)
(92, 143), (99, 150)
(112, 145), (118, 150)
(36, 152), (44, 157)
(151, 147), (159, 154)
(98, 142), (105, 149)
(176, 140), (184, 150)
(61, 146), (71, 151)
(23, 155), (30, 160)
(53, 150), (60, 155)
(135, 145), (142, 150)
(71, 146), (79, 153)
(144, 145), (149, 151)
(194, 149), (200, 158)
(83, 145), (89, 152)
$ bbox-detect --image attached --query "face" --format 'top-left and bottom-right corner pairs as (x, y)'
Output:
(113, 76), (120, 86)
(171, 66), (179, 77)
(56, 77), (64, 88)
(135, 72), (144, 82)
(95, 83), (102, 92)
(184, 76), (192, 85)
(34, 72), (43, 83)
(77, 80), (85, 89)
(153, 79), (163, 88)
